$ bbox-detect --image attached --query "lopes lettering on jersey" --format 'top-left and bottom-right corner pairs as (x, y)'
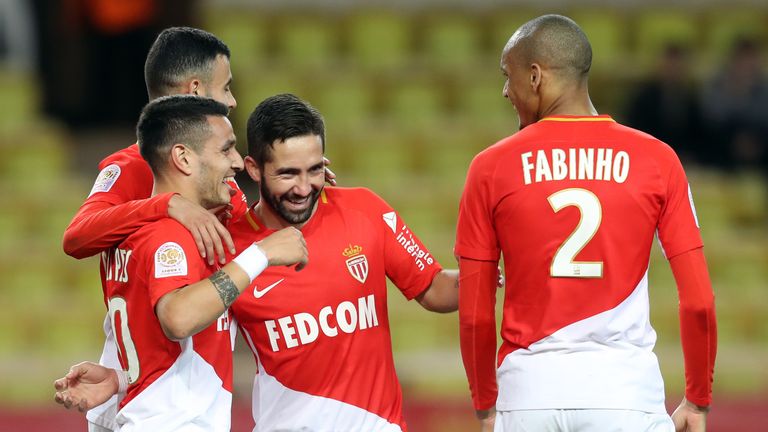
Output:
(89, 164), (122, 197)
(456, 115), (704, 413)
(101, 248), (132, 283)
(230, 187), (442, 431)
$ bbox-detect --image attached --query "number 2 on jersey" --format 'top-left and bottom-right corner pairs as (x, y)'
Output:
(108, 297), (140, 383)
(547, 188), (603, 278)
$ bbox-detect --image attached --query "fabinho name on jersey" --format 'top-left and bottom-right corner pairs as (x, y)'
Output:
(521, 148), (630, 185)
(265, 294), (379, 352)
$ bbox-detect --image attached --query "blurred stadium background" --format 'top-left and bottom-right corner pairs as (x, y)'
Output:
(0, 0), (766, 430)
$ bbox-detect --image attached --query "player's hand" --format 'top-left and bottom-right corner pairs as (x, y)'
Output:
(214, 203), (234, 225)
(257, 227), (309, 271)
(672, 397), (708, 432)
(477, 409), (496, 432)
(496, 267), (505, 289)
(323, 157), (337, 186)
(53, 361), (119, 412)
(168, 194), (235, 265)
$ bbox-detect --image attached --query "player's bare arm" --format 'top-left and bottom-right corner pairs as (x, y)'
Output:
(156, 227), (307, 340)
(416, 269), (459, 312)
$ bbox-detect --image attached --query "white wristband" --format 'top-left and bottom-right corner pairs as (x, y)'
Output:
(232, 243), (269, 283)
(115, 369), (129, 394)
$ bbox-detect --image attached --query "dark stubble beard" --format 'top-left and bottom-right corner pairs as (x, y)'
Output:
(259, 174), (321, 225)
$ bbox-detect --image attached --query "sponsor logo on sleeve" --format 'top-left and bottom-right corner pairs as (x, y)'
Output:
(154, 242), (188, 278)
(343, 244), (368, 283)
(88, 164), (121, 197)
(383, 211), (435, 271)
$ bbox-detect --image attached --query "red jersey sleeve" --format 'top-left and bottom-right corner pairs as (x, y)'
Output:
(670, 248), (717, 407)
(458, 257), (499, 411)
(455, 151), (501, 262)
(361, 189), (442, 300)
(656, 150), (703, 259)
(63, 147), (170, 258)
(143, 222), (209, 308)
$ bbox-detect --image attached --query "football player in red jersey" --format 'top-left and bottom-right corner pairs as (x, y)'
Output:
(58, 95), (308, 431)
(56, 94), (461, 432)
(61, 27), (336, 432)
(455, 14), (716, 432)
(62, 27), (245, 432)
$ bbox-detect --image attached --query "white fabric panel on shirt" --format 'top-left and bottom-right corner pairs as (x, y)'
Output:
(241, 327), (401, 432)
(115, 338), (231, 432)
(496, 270), (667, 413)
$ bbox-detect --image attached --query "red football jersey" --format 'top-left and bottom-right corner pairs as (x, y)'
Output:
(76, 143), (248, 429)
(104, 218), (235, 431)
(456, 116), (703, 412)
(229, 187), (442, 432)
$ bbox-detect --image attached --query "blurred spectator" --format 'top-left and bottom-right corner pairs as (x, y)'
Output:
(0, 0), (35, 71)
(701, 36), (768, 173)
(625, 43), (704, 165)
(31, 0), (199, 129)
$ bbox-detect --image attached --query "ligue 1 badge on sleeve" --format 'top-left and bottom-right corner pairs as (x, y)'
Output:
(155, 242), (188, 278)
(343, 244), (368, 284)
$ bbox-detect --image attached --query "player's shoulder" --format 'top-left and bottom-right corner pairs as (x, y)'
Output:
(98, 143), (148, 170)
(129, 218), (196, 253)
(322, 186), (389, 211)
(608, 121), (681, 161)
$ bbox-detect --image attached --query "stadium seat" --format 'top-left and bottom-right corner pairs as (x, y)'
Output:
(420, 13), (483, 69)
(274, 14), (338, 69)
(568, 9), (629, 74)
(311, 72), (375, 129)
(387, 75), (444, 132)
(344, 10), (411, 71)
(204, 9), (267, 71)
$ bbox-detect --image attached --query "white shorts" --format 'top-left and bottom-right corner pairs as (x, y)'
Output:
(494, 409), (674, 432)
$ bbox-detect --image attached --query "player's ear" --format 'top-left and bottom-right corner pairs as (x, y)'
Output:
(530, 63), (542, 92)
(170, 143), (194, 175)
(186, 79), (201, 96)
(244, 156), (261, 182)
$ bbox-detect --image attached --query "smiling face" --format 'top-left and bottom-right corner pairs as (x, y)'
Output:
(194, 115), (243, 209)
(251, 134), (325, 226)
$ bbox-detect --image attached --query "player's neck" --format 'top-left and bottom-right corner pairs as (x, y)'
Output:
(539, 83), (597, 118)
(152, 177), (205, 208)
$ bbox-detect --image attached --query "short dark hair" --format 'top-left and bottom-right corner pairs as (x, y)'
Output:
(510, 14), (592, 79)
(246, 94), (326, 166)
(144, 27), (230, 99)
(137, 95), (229, 174)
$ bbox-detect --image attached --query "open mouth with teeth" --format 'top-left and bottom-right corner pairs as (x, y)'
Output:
(283, 194), (311, 210)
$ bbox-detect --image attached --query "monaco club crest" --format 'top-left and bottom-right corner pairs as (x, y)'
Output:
(343, 244), (368, 284)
